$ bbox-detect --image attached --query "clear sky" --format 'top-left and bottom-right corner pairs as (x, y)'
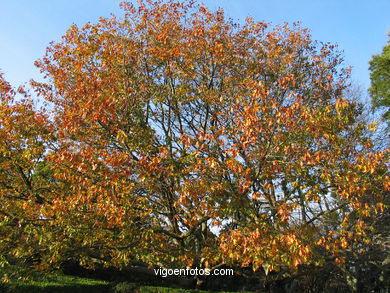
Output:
(0, 0), (389, 98)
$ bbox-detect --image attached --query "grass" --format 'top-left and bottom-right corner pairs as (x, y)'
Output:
(1, 269), (110, 293)
(0, 265), (253, 293)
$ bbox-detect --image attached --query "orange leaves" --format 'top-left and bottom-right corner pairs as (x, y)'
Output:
(252, 192), (262, 200)
(278, 74), (296, 89)
(301, 150), (312, 164)
(383, 176), (390, 191)
(1, 0), (385, 273)
(220, 226), (311, 271)
(277, 204), (292, 222)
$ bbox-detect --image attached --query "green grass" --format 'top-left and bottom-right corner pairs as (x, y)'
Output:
(1, 271), (110, 293)
(1, 278), (250, 293)
(0, 265), (253, 293)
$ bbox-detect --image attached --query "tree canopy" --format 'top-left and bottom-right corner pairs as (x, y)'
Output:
(1, 0), (388, 278)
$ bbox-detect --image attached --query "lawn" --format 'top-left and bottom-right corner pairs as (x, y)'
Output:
(0, 265), (253, 293)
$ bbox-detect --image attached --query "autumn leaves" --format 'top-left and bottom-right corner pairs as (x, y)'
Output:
(0, 0), (388, 274)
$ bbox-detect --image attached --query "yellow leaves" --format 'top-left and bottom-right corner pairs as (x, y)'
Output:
(316, 236), (326, 246)
(284, 234), (296, 246)
(262, 263), (270, 276)
(340, 237), (348, 249)
(177, 192), (189, 206)
(207, 158), (218, 168)
(243, 118), (252, 127)
(368, 122), (378, 131)
(323, 133), (330, 141)
(375, 202), (384, 213)
(291, 181), (299, 188)
(335, 98), (349, 116)
(361, 165), (375, 174)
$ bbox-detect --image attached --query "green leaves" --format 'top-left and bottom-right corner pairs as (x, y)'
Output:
(369, 36), (390, 122)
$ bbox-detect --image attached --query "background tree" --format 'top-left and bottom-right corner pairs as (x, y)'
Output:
(3, 0), (386, 278)
(369, 35), (390, 124)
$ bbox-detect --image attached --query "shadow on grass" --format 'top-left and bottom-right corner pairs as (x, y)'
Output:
(1, 283), (111, 293)
(0, 281), (252, 293)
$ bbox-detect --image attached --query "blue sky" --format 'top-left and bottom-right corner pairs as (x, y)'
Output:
(0, 0), (389, 97)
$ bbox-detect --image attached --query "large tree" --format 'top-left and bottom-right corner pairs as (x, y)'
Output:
(1, 0), (388, 275)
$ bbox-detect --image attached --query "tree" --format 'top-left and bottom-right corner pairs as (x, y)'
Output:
(369, 36), (390, 123)
(2, 0), (387, 276)
(0, 73), (55, 267)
